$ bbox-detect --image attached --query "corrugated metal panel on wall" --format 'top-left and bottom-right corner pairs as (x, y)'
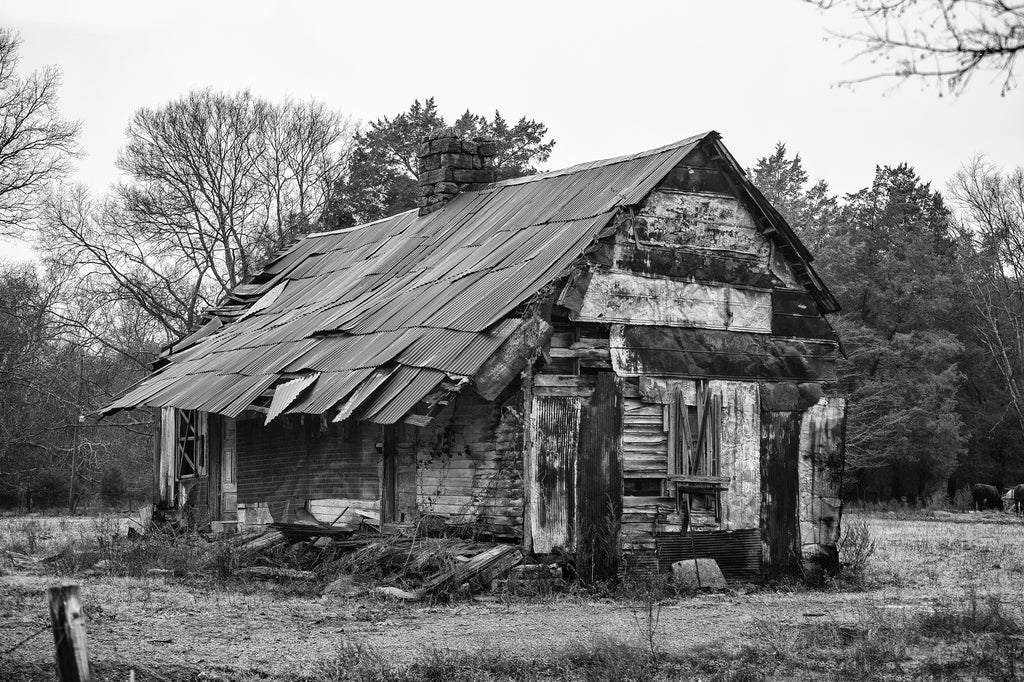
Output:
(529, 395), (581, 553)
(235, 416), (379, 504)
(656, 529), (763, 581)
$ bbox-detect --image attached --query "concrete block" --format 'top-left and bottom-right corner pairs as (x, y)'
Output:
(671, 558), (727, 590)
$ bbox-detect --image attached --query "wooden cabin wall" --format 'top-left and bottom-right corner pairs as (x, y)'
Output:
(551, 152), (842, 576)
(407, 388), (524, 538)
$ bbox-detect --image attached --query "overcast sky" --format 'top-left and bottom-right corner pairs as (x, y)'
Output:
(2, 0), (1022, 259)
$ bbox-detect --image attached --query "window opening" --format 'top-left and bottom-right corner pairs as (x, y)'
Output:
(176, 409), (206, 478)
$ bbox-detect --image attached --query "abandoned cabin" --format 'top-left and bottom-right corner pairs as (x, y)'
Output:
(104, 129), (846, 580)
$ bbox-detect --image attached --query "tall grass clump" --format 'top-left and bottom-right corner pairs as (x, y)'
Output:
(837, 517), (876, 588)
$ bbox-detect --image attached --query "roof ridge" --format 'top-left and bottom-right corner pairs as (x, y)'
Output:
(491, 131), (715, 188)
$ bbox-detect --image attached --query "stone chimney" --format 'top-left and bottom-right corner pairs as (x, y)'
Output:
(416, 127), (498, 216)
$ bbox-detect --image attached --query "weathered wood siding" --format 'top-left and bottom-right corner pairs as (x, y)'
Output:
(411, 389), (524, 538)
(559, 154), (842, 573)
(577, 271), (772, 332)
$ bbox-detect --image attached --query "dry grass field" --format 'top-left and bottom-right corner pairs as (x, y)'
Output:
(2, 510), (1024, 680)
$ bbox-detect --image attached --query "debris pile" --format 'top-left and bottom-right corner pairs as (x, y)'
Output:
(229, 525), (526, 600)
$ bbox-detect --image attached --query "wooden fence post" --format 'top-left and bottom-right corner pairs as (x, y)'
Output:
(47, 584), (91, 682)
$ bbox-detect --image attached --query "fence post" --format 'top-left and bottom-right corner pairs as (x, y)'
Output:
(47, 584), (91, 682)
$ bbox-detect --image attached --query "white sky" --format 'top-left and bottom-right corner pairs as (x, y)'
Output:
(1, 0), (1022, 260)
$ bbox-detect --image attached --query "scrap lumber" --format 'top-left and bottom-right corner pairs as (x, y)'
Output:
(4, 550), (40, 569)
(235, 530), (288, 553)
(417, 544), (523, 595)
(236, 566), (316, 581)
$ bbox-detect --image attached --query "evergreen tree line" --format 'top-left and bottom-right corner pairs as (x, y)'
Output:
(752, 145), (1024, 502)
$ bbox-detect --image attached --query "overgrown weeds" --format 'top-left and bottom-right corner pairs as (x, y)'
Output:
(835, 517), (876, 589)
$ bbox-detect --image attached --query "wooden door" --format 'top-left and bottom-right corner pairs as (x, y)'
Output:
(207, 415), (222, 521)
(528, 395), (581, 553)
(220, 418), (237, 522)
(382, 425), (397, 524)
(760, 410), (802, 577)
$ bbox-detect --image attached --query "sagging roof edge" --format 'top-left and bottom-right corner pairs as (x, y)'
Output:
(100, 131), (841, 422)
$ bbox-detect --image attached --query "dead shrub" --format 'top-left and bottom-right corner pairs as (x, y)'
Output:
(837, 518), (876, 587)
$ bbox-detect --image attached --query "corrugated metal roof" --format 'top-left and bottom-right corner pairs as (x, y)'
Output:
(103, 133), (726, 423)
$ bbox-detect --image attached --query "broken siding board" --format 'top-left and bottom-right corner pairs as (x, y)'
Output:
(610, 326), (837, 382)
(611, 244), (781, 289)
(658, 165), (734, 194)
(575, 270), (772, 331)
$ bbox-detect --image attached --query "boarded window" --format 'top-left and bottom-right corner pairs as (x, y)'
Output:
(668, 383), (724, 529)
(621, 379), (727, 533)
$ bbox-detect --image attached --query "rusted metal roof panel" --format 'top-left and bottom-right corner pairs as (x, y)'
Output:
(103, 134), (718, 421)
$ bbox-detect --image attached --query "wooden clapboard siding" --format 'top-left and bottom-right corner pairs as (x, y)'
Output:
(622, 398), (668, 477)
(411, 389), (524, 538)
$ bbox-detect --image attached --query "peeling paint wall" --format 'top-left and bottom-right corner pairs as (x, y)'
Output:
(633, 191), (770, 258)
(798, 397), (846, 559)
(577, 270), (772, 331)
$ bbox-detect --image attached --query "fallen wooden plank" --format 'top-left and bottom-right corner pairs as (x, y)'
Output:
(417, 544), (523, 595)
(236, 566), (316, 581)
(236, 530), (287, 552)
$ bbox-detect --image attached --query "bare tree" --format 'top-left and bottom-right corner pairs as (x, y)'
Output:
(812, 0), (1024, 94)
(0, 29), (80, 236)
(951, 159), (1024, 435)
(39, 90), (353, 346)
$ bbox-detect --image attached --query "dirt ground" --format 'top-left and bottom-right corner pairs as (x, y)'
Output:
(2, 511), (1024, 679)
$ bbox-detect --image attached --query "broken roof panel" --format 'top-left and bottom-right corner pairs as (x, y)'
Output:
(103, 131), (834, 423)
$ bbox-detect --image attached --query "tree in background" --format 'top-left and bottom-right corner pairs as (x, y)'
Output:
(0, 261), (151, 510)
(39, 90), (354, 346)
(949, 159), (1024, 486)
(0, 29), (80, 237)
(753, 149), (967, 502)
(811, 0), (1024, 94)
(325, 97), (555, 227)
